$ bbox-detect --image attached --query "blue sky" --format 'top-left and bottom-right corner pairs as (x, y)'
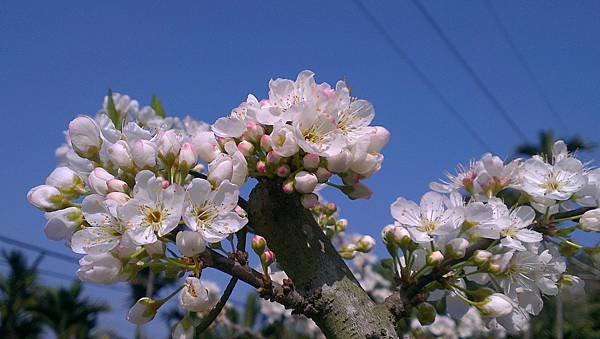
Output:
(2, 0), (600, 337)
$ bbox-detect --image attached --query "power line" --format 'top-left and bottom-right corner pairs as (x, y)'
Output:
(350, 0), (493, 151)
(0, 235), (79, 264)
(0, 260), (128, 293)
(410, 0), (529, 142)
(484, 0), (567, 129)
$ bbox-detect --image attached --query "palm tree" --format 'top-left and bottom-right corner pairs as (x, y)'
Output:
(29, 281), (109, 339)
(0, 250), (43, 339)
(515, 130), (595, 161)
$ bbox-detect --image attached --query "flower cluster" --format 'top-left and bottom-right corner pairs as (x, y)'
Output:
(381, 141), (593, 334)
(27, 71), (389, 336)
(211, 70), (389, 204)
(28, 91), (249, 319)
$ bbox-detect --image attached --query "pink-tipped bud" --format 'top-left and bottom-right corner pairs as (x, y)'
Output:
(237, 140), (254, 157)
(325, 202), (337, 214)
(315, 167), (332, 183)
(261, 250), (276, 266)
(243, 121), (264, 142)
(266, 151), (281, 165)
(256, 161), (267, 174)
(156, 177), (170, 189)
(260, 135), (272, 152)
(276, 164), (291, 178)
(282, 180), (295, 194)
(107, 179), (129, 193)
(303, 153), (320, 170)
(251, 235), (266, 254)
(301, 193), (319, 208)
(106, 192), (131, 205)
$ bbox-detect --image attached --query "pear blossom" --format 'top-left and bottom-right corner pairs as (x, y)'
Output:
(519, 152), (586, 201)
(477, 293), (513, 317)
(183, 178), (247, 243)
(71, 194), (126, 254)
(260, 70), (317, 124)
(212, 94), (261, 138)
(180, 277), (211, 312)
(107, 140), (134, 169)
(77, 253), (123, 284)
(332, 81), (376, 145)
(270, 123), (299, 157)
(207, 141), (248, 187)
(119, 171), (185, 245)
(293, 106), (346, 157)
(391, 192), (463, 242)
(44, 207), (82, 241)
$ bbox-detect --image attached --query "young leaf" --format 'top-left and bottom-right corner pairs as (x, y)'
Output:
(152, 95), (166, 118)
(106, 89), (122, 130)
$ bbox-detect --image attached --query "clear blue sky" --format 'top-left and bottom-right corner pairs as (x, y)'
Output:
(2, 1), (600, 337)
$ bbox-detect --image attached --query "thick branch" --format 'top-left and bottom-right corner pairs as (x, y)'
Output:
(247, 179), (398, 338)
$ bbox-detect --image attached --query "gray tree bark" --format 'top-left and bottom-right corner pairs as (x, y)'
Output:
(248, 180), (398, 338)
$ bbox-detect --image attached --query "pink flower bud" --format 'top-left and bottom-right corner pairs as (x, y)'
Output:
(303, 153), (320, 170)
(251, 235), (266, 254)
(237, 140), (254, 157)
(107, 179), (129, 193)
(294, 171), (318, 194)
(301, 193), (319, 208)
(243, 121), (264, 142)
(260, 135), (272, 152)
(106, 192), (130, 205)
(256, 161), (267, 174)
(266, 151), (281, 165)
(325, 202), (337, 214)
(282, 180), (295, 194)
(315, 167), (332, 183)
(88, 168), (114, 195)
(276, 164), (290, 178)
(261, 250), (276, 266)
(178, 143), (197, 168)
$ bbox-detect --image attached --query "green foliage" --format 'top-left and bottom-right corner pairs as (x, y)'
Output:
(152, 95), (167, 118)
(106, 89), (122, 130)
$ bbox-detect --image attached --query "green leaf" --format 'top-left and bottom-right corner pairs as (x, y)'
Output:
(152, 95), (166, 118)
(106, 89), (122, 130)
